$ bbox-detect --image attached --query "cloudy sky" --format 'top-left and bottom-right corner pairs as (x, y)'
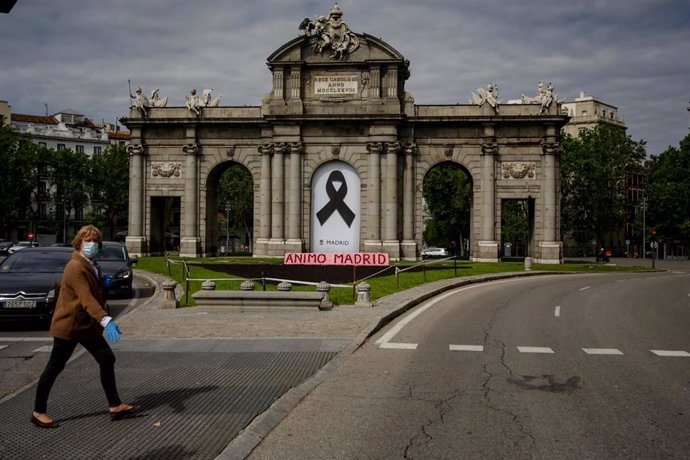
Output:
(1, 0), (689, 155)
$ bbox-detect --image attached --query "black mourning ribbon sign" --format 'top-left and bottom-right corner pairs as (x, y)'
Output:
(316, 170), (356, 227)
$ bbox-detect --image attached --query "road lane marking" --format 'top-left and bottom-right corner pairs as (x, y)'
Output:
(0, 337), (52, 342)
(579, 286), (591, 291)
(33, 345), (53, 353)
(615, 280), (626, 283)
(650, 350), (690, 357)
(554, 306), (561, 317)
(375, 279), (521, 348)
(379, 343), (418, 350)
(517, 346), (554, 354)
(449, 345), (484, 352)
(582, 348), (624, 355)
(0, 345), (7, 350)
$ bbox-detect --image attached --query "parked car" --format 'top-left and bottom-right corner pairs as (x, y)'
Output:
(422, 247), (449, 258)
(95, 241), (138, 297)
(7, 241), (40, 254)
(0, 239), (13, 255)
(0, 247), (72, 323)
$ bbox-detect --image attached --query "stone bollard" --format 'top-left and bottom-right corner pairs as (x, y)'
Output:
(161, 280), (179, 309)
(316, 281), (333, 311)
(201, 280), (216, 290)
(277, 281), (293, 292)
(524, 257), (532, 271)
(355, 282), (372, 307)
(240, 280), (256, 291)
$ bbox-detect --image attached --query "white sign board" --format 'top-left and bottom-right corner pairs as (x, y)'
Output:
(311, 161), (360, 253)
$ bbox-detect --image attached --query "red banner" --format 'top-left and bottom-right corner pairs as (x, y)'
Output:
(284, 252), (390, 266)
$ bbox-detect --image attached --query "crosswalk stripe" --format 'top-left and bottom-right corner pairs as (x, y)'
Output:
(379, 343), (418, 350)
(0, 345), (7, 351)
(517, 346), (554, 354)
(582, 348), (624, 355)
(449, 345), (484, 352)
(650, 350), (690, 357)
(33, 345), (53, 353)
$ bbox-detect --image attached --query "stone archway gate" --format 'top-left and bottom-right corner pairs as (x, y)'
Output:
(123, 7), (568, 263)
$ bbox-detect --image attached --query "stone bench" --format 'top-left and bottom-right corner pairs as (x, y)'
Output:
(192, 290), (333, 310)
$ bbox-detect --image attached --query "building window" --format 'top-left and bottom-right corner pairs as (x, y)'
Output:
(75, 145), (84, 153)
(57, 143), (66, 150)
(39, 203), (47, 219)
(75, 206), (84, 220)
(93, 146), (102, 155)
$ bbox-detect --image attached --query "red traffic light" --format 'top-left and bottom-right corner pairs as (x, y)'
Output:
(651, 229), (657, 236)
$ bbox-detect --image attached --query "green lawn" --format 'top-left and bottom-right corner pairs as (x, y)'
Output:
(135, 256), (654, 307)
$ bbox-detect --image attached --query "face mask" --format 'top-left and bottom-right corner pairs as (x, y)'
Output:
(82, 241), (99, 259)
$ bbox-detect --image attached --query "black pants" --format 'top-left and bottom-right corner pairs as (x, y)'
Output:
(34, 335), (121, 413)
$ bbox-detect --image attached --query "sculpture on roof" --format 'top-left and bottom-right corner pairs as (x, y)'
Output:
(201, 89), (222, 107)
(185, 89), (201, 116)
(521, 81), (560, 114)
(299, 3), (360, 60)
(149, 89), (168, 108)
(469, 82), (500, 111)
(129, 85), (149, 117)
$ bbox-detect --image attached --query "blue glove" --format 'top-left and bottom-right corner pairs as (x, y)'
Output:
(105, 321), (121, 342)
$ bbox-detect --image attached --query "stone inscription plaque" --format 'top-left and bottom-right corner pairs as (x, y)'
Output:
(314, 74), (358, 95)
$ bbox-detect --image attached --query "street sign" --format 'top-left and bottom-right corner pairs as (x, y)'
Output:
(650, 241), (658, 249)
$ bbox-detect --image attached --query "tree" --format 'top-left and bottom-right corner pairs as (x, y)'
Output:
(89, 144), (130, 239)
(48, 148), (91, 242)
(218, 164), (254, 252)
(560, 125), (646, 247)
(645, 134), (690, 241)
(422, 164), (472, 255)
(0, 123), (38, 237)
(501, 200), (529, 256)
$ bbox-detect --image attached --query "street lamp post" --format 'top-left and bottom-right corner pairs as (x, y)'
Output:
(225, 202), (231, 255)
(641, 197), (646, 260)
(63, 198), (68, 244)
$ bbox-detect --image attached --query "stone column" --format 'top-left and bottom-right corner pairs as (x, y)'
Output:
(477, 123), (498, 262)
(125, 143), (146, 255)
(269, 142), (285, 255)
(401, 142), (417, 260)
(382, 142), (400, 259)
(539, 125), (563, 263)
(256, 143), (273, 255)
(180, 143), (201, 257)
(364, 142), (383, 252)
(285, 142), (303, 252)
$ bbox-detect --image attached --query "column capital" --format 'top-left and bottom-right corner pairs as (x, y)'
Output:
(541, 142), (562, 155)
(182, 143), (199, 155)
(273, 142), (287, 155)
(126, 143), (145, 156)
(385, 141), (401, 154)
(481, 143), (498, 155)
(257, 143), (274, 156)
(366, 142), (384, 154)
(403, 142), (417, 156)
(288, 142), (303, 155)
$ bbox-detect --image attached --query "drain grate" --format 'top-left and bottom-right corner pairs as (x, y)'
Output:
(0, 348), (336, 459)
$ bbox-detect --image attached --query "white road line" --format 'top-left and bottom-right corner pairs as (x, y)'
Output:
(33, 345), (53, 353)
(615, 279), (626, 283)
(650, 350), (690, 357)
(449, 345), (484, 352)
(0, 345), (7, 351)
(517, 346), (554, 354)
(375, 279), (520, 348)
(0, 337), (52, 342)
(379, 343), (418, 350)
(579, 286), (591, 291)
(554, 306), (561, 317)
(582, 348), (624, 355)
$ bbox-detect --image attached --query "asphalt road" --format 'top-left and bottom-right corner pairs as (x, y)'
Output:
(0, 278), (154, 399)
(249, 271), (690, 459)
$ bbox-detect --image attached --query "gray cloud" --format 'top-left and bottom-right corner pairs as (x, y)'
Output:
(1, 0), (688, 154)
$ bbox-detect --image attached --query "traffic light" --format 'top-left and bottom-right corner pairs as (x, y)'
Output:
(650, 229), (657, 240)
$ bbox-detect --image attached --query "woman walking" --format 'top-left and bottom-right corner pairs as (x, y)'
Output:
(31, 225), (138, 428)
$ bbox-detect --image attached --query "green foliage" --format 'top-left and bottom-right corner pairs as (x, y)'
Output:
(89, 144), (129, 239)
(501, 200), (529, 255)
(560, 125), (646, 245)
(645, 134), (690, 240)
(422, 164), (472, 254)
(218, 164), (254, 246)
(0, 125), (38, 235)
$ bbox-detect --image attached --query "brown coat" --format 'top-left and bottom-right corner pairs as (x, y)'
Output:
(50, 251), (108, 340)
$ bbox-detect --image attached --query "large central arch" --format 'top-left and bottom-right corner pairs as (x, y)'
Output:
(123, 7), (567, 263)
